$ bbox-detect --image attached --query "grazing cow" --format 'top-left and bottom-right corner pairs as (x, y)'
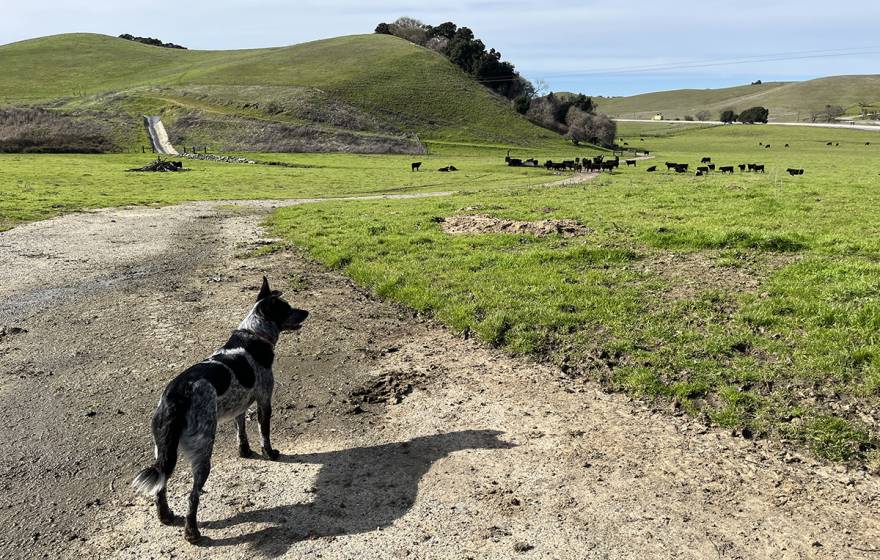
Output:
(523, 158), (539, 167)
(643, 150), (651, 156)
(826, 142), (833, 146)
(697, 166), (710, 174)
(759, 142), (763, 146)
(836, 142), (840, 146)
(701, 157), (712, 163)
(411, 162), (422, 172)
(785, 144), (790, 148)
(695, 170), (704, 176)
(707, 163), (716, 171)
(623, 142), (629, 146)
(754, 164), (765, 173)
(765, 145), (771, 149)
(665, 162), (678, 171)
(593, 155), (605, 165)
(786, 168), (805, 176)
(867, 142), (871, 146)
(562, 160), (576, 170)
(747, 163), (757, 172)
(507, 158), (523, 167)
(675, 164), (689, 173)
(720, 166), (734, 174)
(438, 166), (450, 172)
(738, 164), (746, 172)
(646, 165), (657, 172)
(641, 138), (645, 141)
(626, 159), (637, 167)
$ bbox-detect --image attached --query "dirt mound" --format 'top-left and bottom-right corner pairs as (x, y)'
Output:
(440, 215), (591, 238)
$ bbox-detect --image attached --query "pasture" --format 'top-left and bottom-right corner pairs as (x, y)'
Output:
(1, 123), (878, 467)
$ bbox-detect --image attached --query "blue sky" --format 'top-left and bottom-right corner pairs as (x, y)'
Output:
(3, 0), (879, 96)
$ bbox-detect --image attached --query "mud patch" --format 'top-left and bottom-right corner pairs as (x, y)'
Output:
(440, 215), (591, 238)
(638, 251), (799, 301)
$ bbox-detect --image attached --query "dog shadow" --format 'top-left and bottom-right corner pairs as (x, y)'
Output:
(200, 429), (514, 556)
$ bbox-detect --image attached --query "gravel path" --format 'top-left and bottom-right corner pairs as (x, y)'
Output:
(0, 198), (877, 559)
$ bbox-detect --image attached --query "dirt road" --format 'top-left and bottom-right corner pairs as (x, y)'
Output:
(1, 198), (878, 559)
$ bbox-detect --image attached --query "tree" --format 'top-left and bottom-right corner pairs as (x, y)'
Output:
(565, 108), (616, 147)
(390, 17), (428, 45)
(720, 109), (737, 123)
(374, 22), (392, 34)
(514, 94), (531, 114)
(738, 106), (769, 124)
(683, 115), (695, 121)
(428, 21), (457, 39)
(696, 110), (711, 121)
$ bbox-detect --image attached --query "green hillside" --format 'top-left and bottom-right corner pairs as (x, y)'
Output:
(594, 76), (880, 122)
(0, 33), (562, 152)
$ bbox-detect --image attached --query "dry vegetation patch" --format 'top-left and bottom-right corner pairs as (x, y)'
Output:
(440, 214), (591, 238)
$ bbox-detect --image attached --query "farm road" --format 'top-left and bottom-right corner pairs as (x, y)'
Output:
(0, 195), (878, 559)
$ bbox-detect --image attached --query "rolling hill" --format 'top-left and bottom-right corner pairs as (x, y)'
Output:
(593, 75), (880, 122)
(0, 33), (562, 153)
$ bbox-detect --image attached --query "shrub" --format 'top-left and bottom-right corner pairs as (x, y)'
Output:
(683, 115), (695, 121)
(738, 106), (769, 124)
(0, 107), (115, 153)
(565, 108), (616, 147)
(696, 110), (711, 121)
(720, 109), (738, 123)
(374, 22), (392, 34)
(514, 94), (531, 115)
(118, 34), (186, 49)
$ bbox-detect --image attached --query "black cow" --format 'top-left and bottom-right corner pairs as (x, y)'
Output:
(747, 163), (757, 172)
(765, 145), (771, 149)
(675, 164), (688, 173)
(738, 164), (746, 172)
(754, 164), (765, 173)
(697, 166), (709, 174)
(720, 166), (734, 174)
(867, 142), (871, 146)
(646, 165), (657, 172)
(438, 165), (458, 172)
(707, 163), (716, 171)
(786, 168), (805, 176)
(695, 170), (704, 176)
(507, 158), (523, 167)
(826, 142), (833, 146)
(665, 162), (678, 171)
(626, 159), (637, 167)
(601, 161), (617, 173)
(411, 162), (422, 171)
(701, 157), (712, 163)
(785, 144), (790, 148)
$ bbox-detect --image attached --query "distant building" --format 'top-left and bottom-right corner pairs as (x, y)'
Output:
(652, 113), (663, 121)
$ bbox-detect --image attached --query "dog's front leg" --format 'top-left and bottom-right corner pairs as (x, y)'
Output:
(257, 401), (279, 460)
(235, 413), (254, 458)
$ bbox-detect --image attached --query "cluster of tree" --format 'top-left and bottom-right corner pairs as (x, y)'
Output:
(118, 34), (186, 49)
(810, 105), (845, 123)
(719, 106), (769, 124)
(525, 93), (615, 147)
(375, 18), (531, 102)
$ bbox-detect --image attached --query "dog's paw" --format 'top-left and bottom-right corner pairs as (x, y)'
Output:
(261, 446), (280, 461)
(238, 444), (255, 459)
(184, 525), (202, 544)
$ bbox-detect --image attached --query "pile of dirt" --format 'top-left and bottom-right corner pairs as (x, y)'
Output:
(348, 370), (416, 408)
(126, 158), (187, 172)
(440, 214), (591, 238)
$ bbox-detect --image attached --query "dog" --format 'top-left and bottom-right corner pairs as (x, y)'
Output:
(132, 276), (308, 543)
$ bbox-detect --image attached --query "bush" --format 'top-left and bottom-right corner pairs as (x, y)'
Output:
(683, 115), (695, 121)
(0, 107), (115, 153)
(810, 105), (845, 123)
(514, 95), (531, 115)
(374, 22), (392, 34)
(696, 110), (711, 121)
(720, 109), (738, 123)
(565, 108), (616, 147)
(118, 34), (186, 49)
(738, 106), (769, 124)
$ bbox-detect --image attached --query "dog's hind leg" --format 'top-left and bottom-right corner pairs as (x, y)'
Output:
(180, 380), (217, 543)
(156, 488), (175, 525)
(235, 413), (253, 458)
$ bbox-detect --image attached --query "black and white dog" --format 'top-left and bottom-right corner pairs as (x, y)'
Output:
(132, 276), (308, 543)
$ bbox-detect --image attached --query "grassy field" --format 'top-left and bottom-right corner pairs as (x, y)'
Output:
(264, 123), (880, 466)
(595, 75), (880, 121)
(0, 143), (598, 230)
(0, 33), (561, 149)
(2, 122), (879, 466)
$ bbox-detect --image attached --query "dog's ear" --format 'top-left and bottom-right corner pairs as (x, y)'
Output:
(257, 276), (271, 301)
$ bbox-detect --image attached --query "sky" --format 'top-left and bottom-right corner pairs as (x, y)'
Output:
(3, 0), (879, 96)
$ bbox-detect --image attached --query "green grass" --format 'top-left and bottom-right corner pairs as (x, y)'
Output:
(0, 33), (562, 148)
(595, 75), (880, 121)
(0, 146), (596, 230)
(264, 122), (880, 466)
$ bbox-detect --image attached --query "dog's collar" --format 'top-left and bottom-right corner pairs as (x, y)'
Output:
(241, 328), (277, 346)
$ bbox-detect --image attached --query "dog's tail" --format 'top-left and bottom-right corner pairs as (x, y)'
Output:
(132, 385), (190, 496)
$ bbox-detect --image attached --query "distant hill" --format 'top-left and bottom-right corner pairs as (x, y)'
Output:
(592, 76), (880, 122)
(0, 33), (562, 153)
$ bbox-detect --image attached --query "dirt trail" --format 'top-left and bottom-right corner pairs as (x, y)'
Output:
(0, 198), (878, 559)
